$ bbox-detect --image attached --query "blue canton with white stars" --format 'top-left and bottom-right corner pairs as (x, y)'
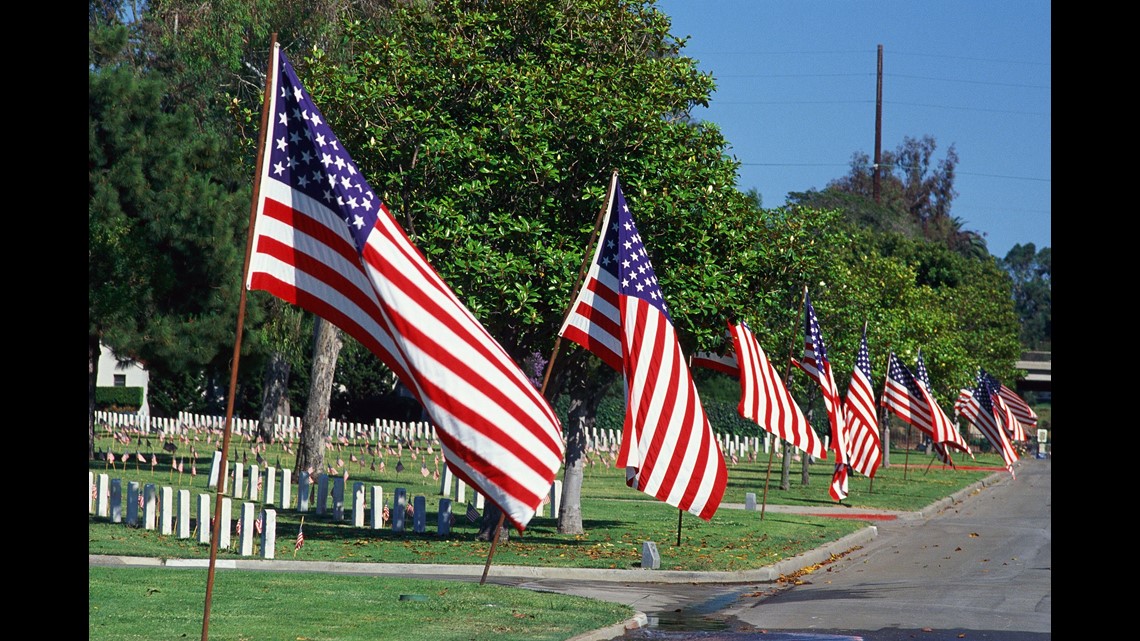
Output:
(804, 293), (828, 364)
(598, 181), (672, 322)
(974, 369), (996, 413)
(888, 354), (924, 397)
(268, 49), (379, 254)
(855, 333), (872, 379)
(915, 352), (932, 391)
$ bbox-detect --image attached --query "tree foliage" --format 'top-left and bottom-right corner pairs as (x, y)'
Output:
(1000, 243), (1051, 351)
(89, 16), (253, 457)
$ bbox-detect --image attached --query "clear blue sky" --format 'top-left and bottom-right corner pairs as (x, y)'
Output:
(654, 0), (1051, 260)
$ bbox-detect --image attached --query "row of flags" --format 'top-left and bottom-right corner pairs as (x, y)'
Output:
(242, 43), (1033, 531)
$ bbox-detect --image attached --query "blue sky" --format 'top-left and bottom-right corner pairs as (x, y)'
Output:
(654, 0), (1051, 259)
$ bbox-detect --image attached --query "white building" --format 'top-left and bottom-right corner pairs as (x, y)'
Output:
(97, 343), (150, 417)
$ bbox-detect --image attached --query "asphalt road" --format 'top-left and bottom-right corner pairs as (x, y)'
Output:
(597, 456), (1052, 641)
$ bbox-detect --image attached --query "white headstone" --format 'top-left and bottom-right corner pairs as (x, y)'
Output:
(413, 495), (427, 533)
(208, 450), (223, 489)
(198, 494), (212, 544)
(233, 463), (245, 499)
(126, 481), (140, 527)
(177, 490), (191, 539)
(392, 488), (407, 533)
(280, 469), (292, 510)
(439, 466), (453, 497)
(160, 486), (174, 534)
(641, 541), (660, 570)
(264, 467), (277, 506)
(239, 502), (256, 556)
(89, 471), (95, 514)
(248, 465), (261, 501)
(110, 478), (123, 524)
(219, 497), (232, 549)
(332, 476), (345, 521)
(259, 509), (277, 559)
(475, 491), (484, 510)
(316, 474), (329, 516)
(370, 486), (384, 529)
(456, 479), (467, 504)
(297, 471), (311, 512)
(437, 498), (452, 536)
(98, 473), (111, 518)
(745, 492), (757, 511)
(551, 480), (562, 517)
(144, 484), (157, 530)
(353, 482), (365, 527)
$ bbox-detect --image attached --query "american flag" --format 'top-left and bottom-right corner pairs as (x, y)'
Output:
(557, 173), (726, 520)
(915, 350), (972, 458)
(730, 320), (826, 460)
(800, 290), (848, 501)
(246, 44), (563, 531)
(842, 326), (882, 479)
(956, 370), (1018, 475)
(882, 352), (965, 462)
(466, 502), (480, 524)
(254, 517), (263, 535)
(995, 380), (1037, 429)
(983, 372), (1033, 439)
(295, 524), (304, 552)
(993, 392), (1028, 442)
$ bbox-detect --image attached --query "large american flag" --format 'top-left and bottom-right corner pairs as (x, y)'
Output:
(731, 320), (826, 460)
(842, 327), (881, 479)
(800, 291), (849, 501)
(246, 44), (564, 531)
(558, 173), (726, 520)
(996, 380), (1038, 430)
(915, 350), (972, 459)
(956, 370), (1018, 476)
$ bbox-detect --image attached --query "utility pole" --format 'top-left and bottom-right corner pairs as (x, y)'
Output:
(873, 44), (883, 203)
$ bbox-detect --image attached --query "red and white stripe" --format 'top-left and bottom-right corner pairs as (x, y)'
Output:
(843, 336), (881, 479)
(955, 387), (1018, 476)
(731, 321), (826, 460)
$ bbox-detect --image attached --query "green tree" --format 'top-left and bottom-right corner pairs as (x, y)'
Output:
(89, 19), (252, 459)
(298, 0), (760, 534)
(1000, 243), (1051, 351)
(788, 135), (986, 259)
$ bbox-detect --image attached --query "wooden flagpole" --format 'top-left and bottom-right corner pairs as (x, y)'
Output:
(201, 33), (277, 641)
(760, 285), (807, 521)
(480, 170), (618, 586)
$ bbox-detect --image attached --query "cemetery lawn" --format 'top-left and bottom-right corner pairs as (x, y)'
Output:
(90, 431), (1016, 640)
(90, 434), (1012, 570)
(90, 566), (632, 641)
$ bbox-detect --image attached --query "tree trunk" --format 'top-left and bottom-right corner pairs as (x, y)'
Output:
(779, 441), (792, 490)
(256, 350), (291, 444)
(881, 411), (891, 468)
(297, 317), (342, 476)
(556, 365), (616, 535)
(802, 405), (814, 486)
(89, 333), (100, 461)
(556, 414), (587, 535)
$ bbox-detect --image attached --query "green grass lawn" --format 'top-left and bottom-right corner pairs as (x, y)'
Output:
(90, 427), (1014, 640)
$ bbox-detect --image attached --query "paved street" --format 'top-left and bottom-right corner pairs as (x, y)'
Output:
(606, 456), (1051, 640)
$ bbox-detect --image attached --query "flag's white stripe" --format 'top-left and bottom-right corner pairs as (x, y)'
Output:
(559, 267), (622, 364)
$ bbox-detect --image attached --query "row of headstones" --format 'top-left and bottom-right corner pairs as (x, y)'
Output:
(94, 410), (437, 446)
(197, 451), (560, 520)
(91, 469), (566, 559)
